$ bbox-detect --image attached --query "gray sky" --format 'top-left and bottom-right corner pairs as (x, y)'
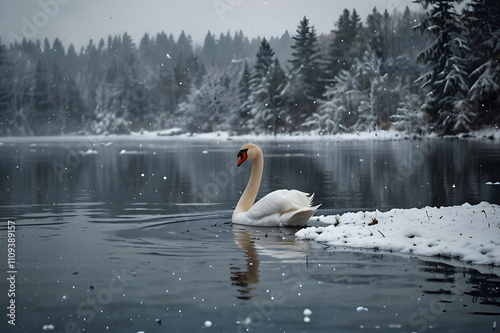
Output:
(1, 0), (421, 50)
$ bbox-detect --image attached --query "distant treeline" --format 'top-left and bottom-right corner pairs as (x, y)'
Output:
(0, 0), (498, 136)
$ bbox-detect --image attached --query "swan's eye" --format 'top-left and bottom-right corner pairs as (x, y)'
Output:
(237, 149), (248, 166)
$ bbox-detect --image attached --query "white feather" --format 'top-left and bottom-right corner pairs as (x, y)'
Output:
(233, 190), (320, 227)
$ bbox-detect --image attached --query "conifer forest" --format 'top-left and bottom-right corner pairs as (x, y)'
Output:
(0, 0), (498, 136)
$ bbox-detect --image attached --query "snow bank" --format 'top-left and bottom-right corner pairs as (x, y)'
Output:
(128, 128), (412, 142)
(128, 126), (499, 142)
(296, 202), (500, 266)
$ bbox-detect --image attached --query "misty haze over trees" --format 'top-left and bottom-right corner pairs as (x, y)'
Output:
(0, 1), (498, 136)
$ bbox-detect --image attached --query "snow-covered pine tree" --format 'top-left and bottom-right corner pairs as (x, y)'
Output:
(241, 39), (289, 134)
(388, 54), (427, 134)
(259, 58), (288, 134)
(287, 16), (323, 128)
(238, 39), (274, 133)
(365, 8), (386, 61)
(464, 0), (500, 126)
(177, 71), (234, 133)
(351, 50), (388, 131)
(397, 7), (429, 63)
(254, 38), (274, 79)
(90, 50), (144, 135)
(91, 83), (132, 135)
(174, 32), (195, 105)
(390, 88), (427, 134)
(7, 40), (38, 135)
(328, 9), (365, 80)
(238, 61), (251, 102)
(0, 38), (13, 135)
(312, 48), (402, 134)
(201, 31), (218, 67)
(415, 0), (473, 134)
(32, 60), (51, 134)
(228, 61), (252, 133)
(313, 57), (368, 134)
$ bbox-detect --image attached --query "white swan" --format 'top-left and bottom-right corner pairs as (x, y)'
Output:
(232, 143), (320, 227)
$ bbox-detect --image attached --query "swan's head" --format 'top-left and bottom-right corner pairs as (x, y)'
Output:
(236, 143), (261, 167)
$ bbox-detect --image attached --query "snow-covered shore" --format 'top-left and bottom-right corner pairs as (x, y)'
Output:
(1, 126), (498, 143)
(297, 202), (500, 266)
(139, 126), (500, 142)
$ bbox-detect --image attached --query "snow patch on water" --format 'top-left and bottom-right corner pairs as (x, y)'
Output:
(297, 202), (500, 266)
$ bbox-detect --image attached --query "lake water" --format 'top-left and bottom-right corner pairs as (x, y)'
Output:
(1, 136), (499, 332)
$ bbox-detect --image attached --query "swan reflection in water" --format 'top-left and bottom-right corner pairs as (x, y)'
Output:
(230, 225), (310, 300)
(231, 229), (260, 299)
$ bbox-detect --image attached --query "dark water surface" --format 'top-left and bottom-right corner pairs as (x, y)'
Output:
(0, 137), (499, 332)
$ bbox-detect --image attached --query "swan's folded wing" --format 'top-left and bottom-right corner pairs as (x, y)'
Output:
(245, 189), (314, 221)
(282, 207), (318, 227)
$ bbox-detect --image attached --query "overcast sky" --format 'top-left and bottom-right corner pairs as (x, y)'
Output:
(1, 0), (421, 50)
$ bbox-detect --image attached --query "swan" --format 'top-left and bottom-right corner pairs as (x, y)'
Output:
(232, 143), (320, 227)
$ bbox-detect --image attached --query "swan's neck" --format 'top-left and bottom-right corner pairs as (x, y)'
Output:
(234, 152), (263, 216)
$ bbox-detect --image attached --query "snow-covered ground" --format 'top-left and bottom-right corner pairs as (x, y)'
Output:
(133, 126), (500, 142)
(3, 126), (496, 143)
(297, 202), (500, 266)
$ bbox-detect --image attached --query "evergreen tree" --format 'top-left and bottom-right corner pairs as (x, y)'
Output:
(397, 7), (428, 61)
(312, 65), (361, 133)
(79, 39), (102, 116)
(139, 33), (152, 59)
(51, 38), (65, 60)
(254, 38), (274, 79)
(178, 71), (232, 133)
(287, 16), (323, 127)
(312, 48), (404, 133)
(241, 39), (276, 133)
(218, 31), (233, 65)
(365, 8), (385, 61)
(229, 61), (252, 132)
(65, 44), (78, 72)
(415, 0), (472, 134)
(202, 31), (218, 67)
(8, 40), (36, 135)
(49, 63), (63, 132)
(464, 0), (500, 125)
(91, 47), (143, 133)
(120, 32), (135, 56)
(43, 38), (51, 54)
(61, 76), (85, 132)
(91, 83), (132, 134)
(264, 58), (288, 134)
(0, 38), (10, 126)
(174, 53), (193, 105)
(191, 54), (206, 89)
(238, 61), (251, 102)
(176, 31), (193, 58)
(232, 31), (246, 58)
(33, 60), (51, 134)
(329, 9), (365, 79)
(239, 40), (289, 134)
(390, 88), (427, 134)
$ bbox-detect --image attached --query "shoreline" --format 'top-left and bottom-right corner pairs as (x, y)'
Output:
(0, 127), (499, 143)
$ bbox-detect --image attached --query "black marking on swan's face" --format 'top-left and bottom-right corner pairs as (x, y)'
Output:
(237, 148), (249, 167)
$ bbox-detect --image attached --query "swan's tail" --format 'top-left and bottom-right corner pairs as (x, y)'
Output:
(307, 193), (321, 209)
(308, 193), (315, 206)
